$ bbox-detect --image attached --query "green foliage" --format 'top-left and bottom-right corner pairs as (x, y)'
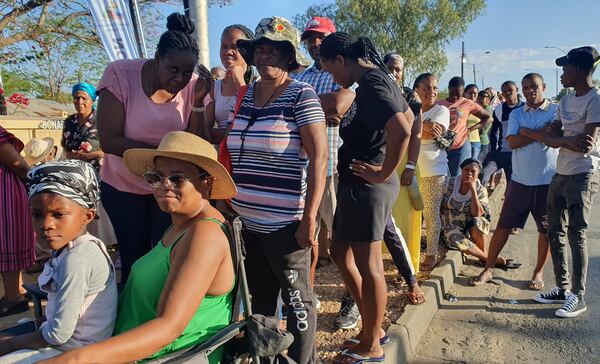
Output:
(294, 0), (486, 84)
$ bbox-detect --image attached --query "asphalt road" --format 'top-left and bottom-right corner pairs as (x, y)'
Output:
(411, 197), (600, 364)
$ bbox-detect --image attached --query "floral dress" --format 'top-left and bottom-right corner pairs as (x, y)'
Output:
(61, 112), (101, 173)
(441, 176), (491, 251)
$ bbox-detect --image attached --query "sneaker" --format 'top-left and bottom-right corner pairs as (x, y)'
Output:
(534, 286), (569, 304)
(556, 293), (587, 318)
(334, 295), (360, 330)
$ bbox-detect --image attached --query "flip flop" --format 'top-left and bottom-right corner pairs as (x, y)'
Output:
(334, 349), (386, 364)
(495, 259), (522, 271)
(408, 291), (426, 305)
(529, 280), (545, 291)
(344, 335), (391, 348)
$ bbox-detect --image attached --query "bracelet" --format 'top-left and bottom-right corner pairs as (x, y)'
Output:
(191, 106), (205, 113)
(405, 164), (416, 170)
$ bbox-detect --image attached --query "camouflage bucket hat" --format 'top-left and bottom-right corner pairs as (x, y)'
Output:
(237, 16), (311, 72)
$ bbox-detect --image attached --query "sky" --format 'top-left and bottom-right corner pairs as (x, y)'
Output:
(157, 0), (600, 97)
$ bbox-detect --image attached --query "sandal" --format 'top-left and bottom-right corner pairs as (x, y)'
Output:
(495, 258), (522, 271)
(529, 280), (545, 291)
(408, 291), (426, 305)
(0, 300), (29, 318)
(343, 335), (391, 349)
(334, 349), (385, 364)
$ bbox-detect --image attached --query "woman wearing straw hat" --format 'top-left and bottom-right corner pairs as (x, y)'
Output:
(226, 16), (327, 364)
(42, 131), (236, 364)
(23, 137), (57, 166)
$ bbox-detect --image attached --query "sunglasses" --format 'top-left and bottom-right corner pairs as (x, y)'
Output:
(143, 170), (208, 190)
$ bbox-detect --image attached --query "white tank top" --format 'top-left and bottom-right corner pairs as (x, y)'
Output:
(214, 79), (237, 129)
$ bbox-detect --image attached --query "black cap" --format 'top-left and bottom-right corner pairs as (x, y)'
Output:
(555, 46), (600, 69)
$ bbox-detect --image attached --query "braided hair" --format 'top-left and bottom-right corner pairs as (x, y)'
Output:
(221, 24), (257, 84)
(156, 13), (199, 58)
(319, 32), (390, 78)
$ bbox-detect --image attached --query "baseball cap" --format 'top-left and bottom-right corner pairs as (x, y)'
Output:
(555, 46), (600, 69)
(300, 17), (336, 41)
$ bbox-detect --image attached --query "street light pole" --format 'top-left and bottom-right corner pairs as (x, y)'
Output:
(473, 63), (476, 84)
(545, 46), (567, 98)
(461, 41), (466, 80)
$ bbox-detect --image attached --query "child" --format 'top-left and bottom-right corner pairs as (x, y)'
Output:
(0, 160), (117, 361)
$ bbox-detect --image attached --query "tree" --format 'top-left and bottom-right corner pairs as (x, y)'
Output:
(294, 0), (486, 84)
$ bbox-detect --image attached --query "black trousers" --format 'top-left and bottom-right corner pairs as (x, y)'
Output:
(100, 182), (171, 282)
(243, 221), (318, 364)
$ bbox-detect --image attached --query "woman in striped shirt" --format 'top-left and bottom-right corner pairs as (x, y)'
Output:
(228, 17), (327, 364)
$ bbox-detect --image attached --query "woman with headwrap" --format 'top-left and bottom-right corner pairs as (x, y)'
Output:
(61, 82), (104, 173)
(0, 125), (34, 317)
(62, 82), (117, 248)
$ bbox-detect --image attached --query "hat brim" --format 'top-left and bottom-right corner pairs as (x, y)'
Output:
(237, 37), (311, 72)
(555, 55), (568, 67)
(123, 149), (237, 200)
(24, 137), (55, 166)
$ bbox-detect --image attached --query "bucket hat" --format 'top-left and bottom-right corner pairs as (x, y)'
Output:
(237, 16), (311, 72)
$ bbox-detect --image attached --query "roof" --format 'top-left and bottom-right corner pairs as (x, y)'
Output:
(4, 98), (72, 118)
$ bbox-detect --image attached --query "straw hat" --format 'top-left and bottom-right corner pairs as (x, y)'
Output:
(23, 137), (55, 166)
(123, 131), (237, 199)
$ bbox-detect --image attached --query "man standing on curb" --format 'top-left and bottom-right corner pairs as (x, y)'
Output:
(528, 46), (600, 318)
(295, 16), (356, 325)
(471, 73), (558, 290)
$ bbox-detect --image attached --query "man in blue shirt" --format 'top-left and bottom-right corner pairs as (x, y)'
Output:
(472, 73), (558, 289)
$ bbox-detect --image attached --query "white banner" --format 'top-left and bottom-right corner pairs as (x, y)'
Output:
(87, 0), (142, 61)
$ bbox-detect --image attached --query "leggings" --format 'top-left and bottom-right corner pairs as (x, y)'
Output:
(383, 216), (417, 285)
(420, 176), (446, 256)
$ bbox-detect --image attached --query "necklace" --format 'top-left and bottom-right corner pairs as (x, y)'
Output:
(253, 72), (288, 108)
(149, 60), (175, 103)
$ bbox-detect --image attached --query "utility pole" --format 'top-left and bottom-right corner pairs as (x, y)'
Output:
(556, 68), (559, 99)
(473, 64), (476, 84)
(188, 0), (210, 66)
(461, 41), (466, 80)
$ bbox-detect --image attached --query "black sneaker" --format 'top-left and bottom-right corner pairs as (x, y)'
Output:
(334, 295), (360, 330)
(556, 293), (587, 318)
(533, 286), (569, 304)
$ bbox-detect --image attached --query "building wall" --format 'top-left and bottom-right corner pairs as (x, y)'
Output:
(1, 116), (65, 152)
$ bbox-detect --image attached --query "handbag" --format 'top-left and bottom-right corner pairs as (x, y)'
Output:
(434, 129), (456, 150)
(218, 85), (249, 173)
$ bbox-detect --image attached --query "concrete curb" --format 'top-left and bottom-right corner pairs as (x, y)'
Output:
(384, 250), (464, 363)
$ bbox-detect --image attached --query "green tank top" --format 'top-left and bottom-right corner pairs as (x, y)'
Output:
(113, 218), (234, 363)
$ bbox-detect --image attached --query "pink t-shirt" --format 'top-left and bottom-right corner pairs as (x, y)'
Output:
(97, 59), (198, 194)
(437, 97), (482, 150)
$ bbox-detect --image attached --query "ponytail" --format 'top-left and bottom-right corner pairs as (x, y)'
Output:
(320, 32), (392, 80)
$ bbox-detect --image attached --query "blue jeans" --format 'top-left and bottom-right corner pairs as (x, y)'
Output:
(470, 141), (481, 160)
(447, 141), (471, 177)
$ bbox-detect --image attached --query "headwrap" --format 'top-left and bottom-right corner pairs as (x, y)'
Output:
(72, 82), (97, 102)
(27, 160), (99, 209)
(460, 157), (483, 171)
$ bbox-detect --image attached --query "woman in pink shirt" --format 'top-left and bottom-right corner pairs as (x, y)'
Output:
(96, 13), (211, 281)
(438, 76), (492, 176)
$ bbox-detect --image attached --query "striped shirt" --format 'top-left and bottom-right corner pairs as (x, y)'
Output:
(227, 80), (325, 233)
(295, 65), (341, 177)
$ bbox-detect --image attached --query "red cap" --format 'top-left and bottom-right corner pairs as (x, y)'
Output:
(301, 17), (336, 41)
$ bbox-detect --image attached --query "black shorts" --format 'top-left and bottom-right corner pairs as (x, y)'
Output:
(497, 181), (549, 233)
(333, 174), (400, 242)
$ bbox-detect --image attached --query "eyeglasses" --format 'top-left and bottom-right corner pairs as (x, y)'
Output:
(143, 170), (208, 190)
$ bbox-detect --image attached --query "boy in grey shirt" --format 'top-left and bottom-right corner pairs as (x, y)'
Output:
(524, 46), (600, 318)
(0, 160), (117, 361)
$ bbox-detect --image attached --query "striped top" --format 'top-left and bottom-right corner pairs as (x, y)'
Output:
(227, 80), (325, 233)
(295, 64), (342, 177)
